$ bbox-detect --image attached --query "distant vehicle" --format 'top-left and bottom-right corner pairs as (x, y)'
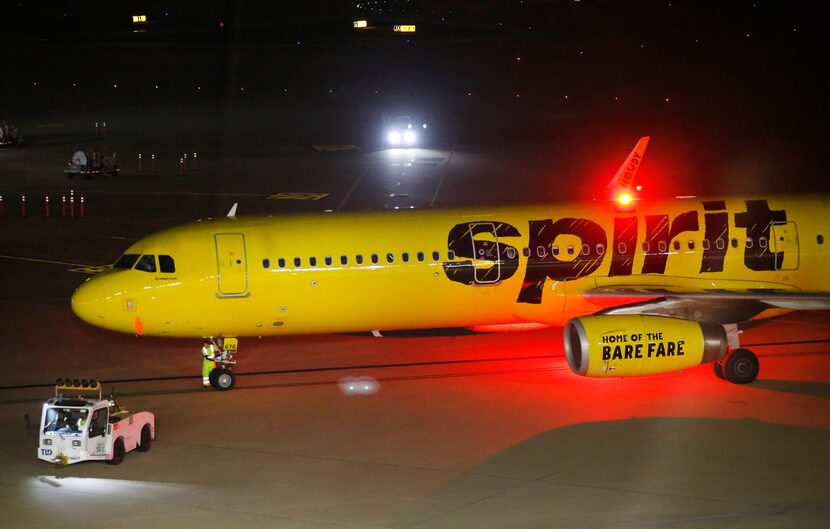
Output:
(382, 112), (427, 147)
(66, 149), (119, 178)
(0, 121), (22, 148)
(38, 379), (154, 466)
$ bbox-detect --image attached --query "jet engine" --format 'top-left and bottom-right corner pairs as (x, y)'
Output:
(564, 315), (727, 378)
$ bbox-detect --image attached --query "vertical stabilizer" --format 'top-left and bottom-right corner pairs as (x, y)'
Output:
(605, 136), (650, 195)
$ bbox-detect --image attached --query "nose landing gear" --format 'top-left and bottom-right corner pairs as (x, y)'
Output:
(208, 338), (238, 391)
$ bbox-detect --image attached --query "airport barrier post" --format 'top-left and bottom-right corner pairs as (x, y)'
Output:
(21, 195), (26, 217)
(138, 153), (143, 172)
(44, 195), (51, 218)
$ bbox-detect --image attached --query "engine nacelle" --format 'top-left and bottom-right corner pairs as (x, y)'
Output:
(564, 315), (727, 378)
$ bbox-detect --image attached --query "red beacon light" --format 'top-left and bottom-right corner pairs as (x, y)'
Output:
(617, 192), (634, 206)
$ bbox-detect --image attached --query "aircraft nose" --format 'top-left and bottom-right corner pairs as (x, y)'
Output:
(71, 279), (107, 327)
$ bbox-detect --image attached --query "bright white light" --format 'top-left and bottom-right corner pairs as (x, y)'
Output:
(387, 131), (401, 145)
(339, 376), (380, 396)
(404, 130), (416, 144)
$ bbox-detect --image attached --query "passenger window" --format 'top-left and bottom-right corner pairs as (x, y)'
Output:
(417, 252), (425, 262)
(134, 255), (156, 273)
(818, 235), (825, 245)
(567, 245), (575, 255)
(262, 258), (270, 269)
(688, 240), (695, 250)
(386, 253), (394, 263)
(448, 250), (456, 260)
(702, 239), (710, 250)
(731, 238), (738, 248)
(537, 246), (546, 258)
(582, 243), (590, 255)
(759, 237), (768, 248)
(402, 252), (409, 263)
(551, 246), (559, 257)
(432, 251), (440, 261)
(340, 255), (348, 265)
(114, 254), (140, 269)
(159, 255), (176, 273)
(745, 238), (754, 249)
(642, 242), (650, 253)
(618, 242), (627, 254)
(596, 243), (605, 255)
(506, 247), (517, 259)
(371, 254), (379, 264)
(278, 258), (286, 268)
(356, 254), (364, 265)
(523, 247), (530, 257)
(293, 257), (301, 267)
(325, 256), (332, 266)
(716, 239), (725, 250)
(672, 240), (680, 251)
(658, 241), (667, 253)
(309, 257), (317, 267)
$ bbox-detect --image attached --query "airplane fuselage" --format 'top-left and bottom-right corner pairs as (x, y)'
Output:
(71, 195), (830, 338)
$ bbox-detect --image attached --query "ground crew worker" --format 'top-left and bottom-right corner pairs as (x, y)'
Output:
(202, 340), (217, 387)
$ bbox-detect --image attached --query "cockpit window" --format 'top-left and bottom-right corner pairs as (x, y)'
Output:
(135, 255), (157, 273)
(159, 255), (176, 273)
(113, 254), (140, 269)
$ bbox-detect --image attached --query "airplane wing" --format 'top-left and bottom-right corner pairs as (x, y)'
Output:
(583, 286), (830, 324)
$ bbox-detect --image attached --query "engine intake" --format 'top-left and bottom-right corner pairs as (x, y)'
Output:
(564, 315), (727, 378)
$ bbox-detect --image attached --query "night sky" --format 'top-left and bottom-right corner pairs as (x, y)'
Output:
(1, 1), (826, 195)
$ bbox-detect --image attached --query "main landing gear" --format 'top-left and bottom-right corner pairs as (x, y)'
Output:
(713, 325), (759, 384)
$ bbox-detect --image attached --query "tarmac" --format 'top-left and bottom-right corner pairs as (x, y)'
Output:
(1, 39), (830, 529)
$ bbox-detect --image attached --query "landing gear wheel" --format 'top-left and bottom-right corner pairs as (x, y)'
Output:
(210, 368), (235, 391)
(108, 438), (125, 465)
(208, 367), (220, 388)
(713, 362), (725, 380)
(137, 424), (152, 452)
(724, 348), (759, 384)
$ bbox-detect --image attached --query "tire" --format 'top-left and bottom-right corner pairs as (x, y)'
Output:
(713, 362), (725, 380)
(137, 424), (152, 452)
(724, 348), (759, 384)
(108, 438), (125, 465)
(212, 369), (235, 391)
(209, 367), (221, 387)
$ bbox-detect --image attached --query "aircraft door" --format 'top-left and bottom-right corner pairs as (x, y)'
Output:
(215, 233), (249, 297)
(771, 222), (799, 270)
(469, 222), (501, 284)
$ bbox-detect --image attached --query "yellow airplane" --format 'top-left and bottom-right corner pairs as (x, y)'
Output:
(71, 137), (830, 384)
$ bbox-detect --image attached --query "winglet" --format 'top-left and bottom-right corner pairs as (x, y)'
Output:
(605, 136), (650, 194)
(226, 203), (238, 218)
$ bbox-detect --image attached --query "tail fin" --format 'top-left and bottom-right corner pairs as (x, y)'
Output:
(605, 136), (650, 195)
(226, 203), (238, 218)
